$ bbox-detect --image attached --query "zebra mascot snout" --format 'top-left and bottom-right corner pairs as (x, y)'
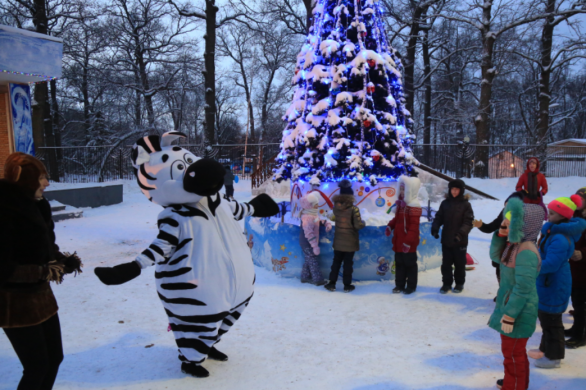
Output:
(95, 131), (279, 378)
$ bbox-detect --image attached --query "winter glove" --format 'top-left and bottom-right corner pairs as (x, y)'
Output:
(402, 243), (411, 253)
(501, 314), (515, 334)
(431, 229), (440, 239)
(385, 226), (392, 237)
(59, 252), (83, 275)
(313, 246), (320, 256)
(454, 234), (462, 244)
(325, 222), (332, 233)
(249, 194), (280, 218)
(571, 250), (583, 262)
(473, 219), (483, 228)
(94, 261), (142, 286)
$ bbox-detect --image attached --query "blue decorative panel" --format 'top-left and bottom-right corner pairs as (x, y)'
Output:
(244, 217), (442, 282)
(10, 83), (34, 155)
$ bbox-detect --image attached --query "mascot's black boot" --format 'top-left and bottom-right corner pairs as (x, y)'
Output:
(208, 346), (228, 362)
(181, 362), (209, 378)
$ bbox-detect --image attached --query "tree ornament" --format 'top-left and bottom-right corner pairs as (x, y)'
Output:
(367, 83), (375, 93)
(373, 154), (380, 162)
(367, 59), (376, 68)
(363, 120), (372, 128)
(375, 189), (385, 207)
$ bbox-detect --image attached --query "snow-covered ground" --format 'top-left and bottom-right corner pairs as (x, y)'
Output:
(2, 177), (586, 390)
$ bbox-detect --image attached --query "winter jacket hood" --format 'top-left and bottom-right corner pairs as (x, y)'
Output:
(300, 192), (320, 211)
(398, 176), (421, 208)
(537, 217), (586, 313)
(525, 157), (541, 173)
(332, 194), (355, 210)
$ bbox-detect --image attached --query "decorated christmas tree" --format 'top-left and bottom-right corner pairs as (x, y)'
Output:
(273, 0), (418, 187)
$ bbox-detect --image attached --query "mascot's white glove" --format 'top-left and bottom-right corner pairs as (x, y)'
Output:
(501, 314), (515, 334)
(325, 222), (332, 233)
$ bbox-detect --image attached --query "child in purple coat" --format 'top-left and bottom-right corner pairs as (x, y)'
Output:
(299, 192), (332, 286)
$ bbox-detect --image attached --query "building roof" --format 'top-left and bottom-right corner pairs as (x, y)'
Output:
(0, 24), (63, 84)
(548, 139), (586, 146)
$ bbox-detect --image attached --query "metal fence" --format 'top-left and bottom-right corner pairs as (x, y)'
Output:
(36, 143), (585, 183)
(411, 144), (586, 179)
(36, 143), (281, 183)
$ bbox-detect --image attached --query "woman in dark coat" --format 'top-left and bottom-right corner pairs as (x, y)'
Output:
(1, 152), (81, 390)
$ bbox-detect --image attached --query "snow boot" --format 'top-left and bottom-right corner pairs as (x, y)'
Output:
(452, 285), (464, 293)
(208, 346), (228, 362)
(496, 379), (503, 389)
(403, 288), (416, 295)
(313, 280), (327, 286)
(324, 283), (336, 292)
(392, 287), (403, 294)
(528, 349), (544, 359)
(564, 328), (573, 337)
(301, 278), (311, 284)
(534, 356), (561, 369)
(181, 362), (209, 378)
(439, 285), (451, 294)
(565, 337), (586, 349)
(344, 285), (355, 293)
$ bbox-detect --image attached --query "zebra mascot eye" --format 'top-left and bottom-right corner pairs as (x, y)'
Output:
(170, 160), (186, 180)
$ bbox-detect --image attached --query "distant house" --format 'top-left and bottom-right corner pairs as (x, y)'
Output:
(547, 139), (586, 177)
(488, 150), (525, 179)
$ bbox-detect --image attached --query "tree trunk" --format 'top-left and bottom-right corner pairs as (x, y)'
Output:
(82, 59), (91, 143)
(537, 0), (556, 173)
(473, 0), (495, 178)
(422, 19), (432, 166)
(403, 4), (427, 132)
(304, 0), (314, 34)
(33, 0), (59, 180)
(134, 71), (141, 127)
(203, 0), (218, 144)
(50, 79), (62, 157)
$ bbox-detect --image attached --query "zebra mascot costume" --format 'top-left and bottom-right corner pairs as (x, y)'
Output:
(95, 132), (279, 378)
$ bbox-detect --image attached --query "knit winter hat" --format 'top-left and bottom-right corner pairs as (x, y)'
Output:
(576, 187), (586, 203)
(3, 152), (48, 198)
(339, 179), (354, 195)
(548, 195), (583, 219)
(306, 192), (320, 207)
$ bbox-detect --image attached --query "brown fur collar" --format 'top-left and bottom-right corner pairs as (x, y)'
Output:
(333, 194), (355, 209)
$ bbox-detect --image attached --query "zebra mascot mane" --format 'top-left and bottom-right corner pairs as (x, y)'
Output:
(95, 131), (279, 378)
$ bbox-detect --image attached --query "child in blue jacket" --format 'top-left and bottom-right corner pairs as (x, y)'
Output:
(528, 195), (586, 369)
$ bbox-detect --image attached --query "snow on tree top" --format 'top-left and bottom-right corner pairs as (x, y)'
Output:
(273, 0), (417, 184)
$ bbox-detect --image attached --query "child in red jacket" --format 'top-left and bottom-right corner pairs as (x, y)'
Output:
(516, 157), (548, 205)
(385, 175), (423, 294)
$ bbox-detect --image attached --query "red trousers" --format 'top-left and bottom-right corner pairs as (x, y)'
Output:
(500, 334), (529, 390)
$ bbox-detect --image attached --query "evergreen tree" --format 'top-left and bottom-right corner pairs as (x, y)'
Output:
(273, 0), (418, 186)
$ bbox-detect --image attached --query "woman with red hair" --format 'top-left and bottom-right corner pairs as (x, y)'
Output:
(1, 152), (81, 390)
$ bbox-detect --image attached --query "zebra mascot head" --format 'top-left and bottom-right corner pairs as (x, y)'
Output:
(131, 131), (226, 206)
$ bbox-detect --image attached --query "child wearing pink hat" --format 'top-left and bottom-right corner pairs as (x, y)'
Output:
(528, 194), (586, 368)
(299, 192), (332, 286)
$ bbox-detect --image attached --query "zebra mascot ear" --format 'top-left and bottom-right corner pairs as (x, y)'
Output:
(161, 131), (187, 147)
(131, 135), (163, 168)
